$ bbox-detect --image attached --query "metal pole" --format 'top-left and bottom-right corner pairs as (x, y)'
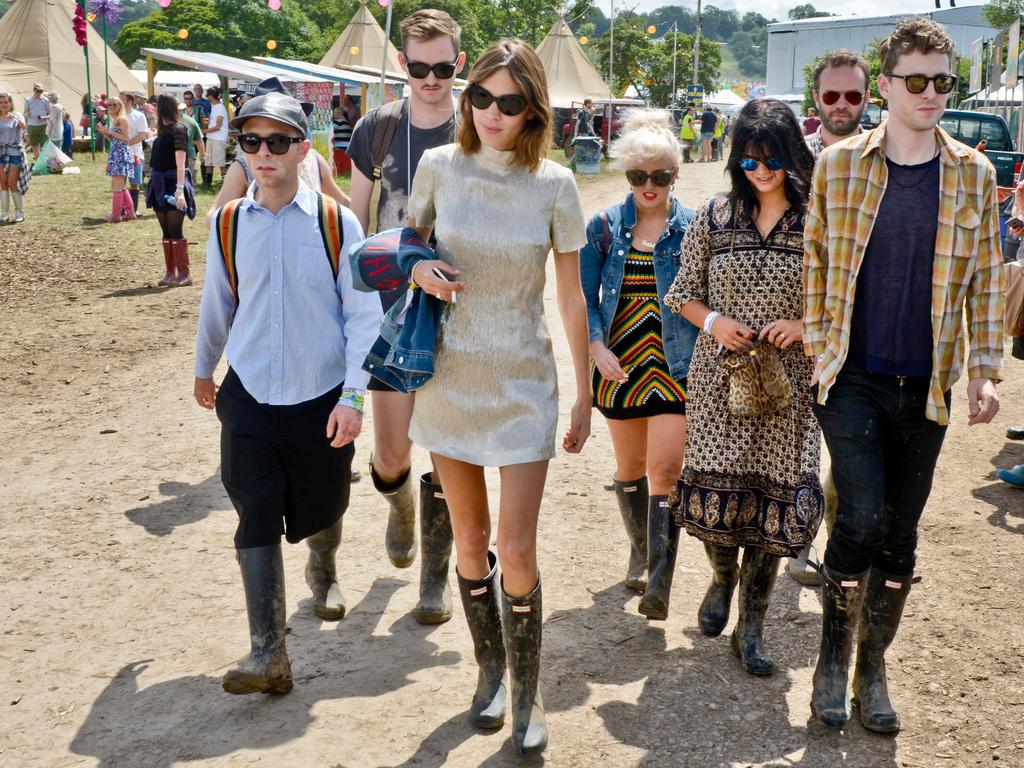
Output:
(671, 21), (678, 108)
(379, 1), (394, 108)
(693, 0), (702, 86)
(79, 0), (96, 157)
(609, 0), (615, 96)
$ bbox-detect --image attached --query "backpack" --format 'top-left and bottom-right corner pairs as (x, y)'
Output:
(213, 192), (346, 304)
(369, 98), (406, 182)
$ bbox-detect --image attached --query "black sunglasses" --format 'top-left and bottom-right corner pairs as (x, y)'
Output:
(625, 169), (675, 187)
(467, 84), (528, 117)
(885, 72), (957, 95)
(739, 155), (784, 172)
(821, 90), (864, 106)
(404, 58), (458, 80)
(239, 133), (303, 155)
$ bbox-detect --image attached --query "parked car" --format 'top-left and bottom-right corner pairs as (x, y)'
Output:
(938, 109), (1024, 187)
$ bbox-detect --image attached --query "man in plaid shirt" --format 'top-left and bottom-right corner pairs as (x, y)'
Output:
(804, 18), (1003, 735)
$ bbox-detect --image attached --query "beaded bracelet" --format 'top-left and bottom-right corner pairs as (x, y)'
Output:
(337, 389), (365, 413)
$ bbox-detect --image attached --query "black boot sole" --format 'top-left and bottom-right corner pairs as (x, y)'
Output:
(730, 632), (775, 676)
(810, 702), (849, 731)
(222, 670), (293, 695)
(637, 594), (668, 620)
(851, 697), (901, 734)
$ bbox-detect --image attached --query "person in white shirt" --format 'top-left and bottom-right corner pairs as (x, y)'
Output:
(23, 84), (50, 160)
(201, 85), (229, 190)
(120, 91), (150, 213)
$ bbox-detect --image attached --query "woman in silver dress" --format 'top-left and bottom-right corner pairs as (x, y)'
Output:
(406, 38), (591, 756)
(665, 98), (823, 676)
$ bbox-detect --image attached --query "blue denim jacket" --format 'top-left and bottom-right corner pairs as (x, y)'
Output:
(580, 193), (699, 380)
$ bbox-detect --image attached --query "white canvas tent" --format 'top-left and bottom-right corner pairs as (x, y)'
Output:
(536, 17), (610, 109)
(319, 0), (402, 74)
(0, 0), (142, 105)
(706, 89), (746, 109)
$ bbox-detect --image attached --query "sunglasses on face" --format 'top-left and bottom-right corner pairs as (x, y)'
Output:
(238, 133), (303, 155)
(467, 84), (528, 117)
(821, 90), (864, 106)
(625, 169), (675, 187)
(739, 156), (785, 172)
(404, 58), (458, 80)
(885, 72), (957, 95)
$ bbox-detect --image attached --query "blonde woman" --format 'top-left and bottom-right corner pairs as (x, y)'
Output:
(405, 38), (590, 755)
(0, 91), (27, 223)
(45, 92), (64, 149)
(95, 96), (136, 222)
(579, 109), (697, 618)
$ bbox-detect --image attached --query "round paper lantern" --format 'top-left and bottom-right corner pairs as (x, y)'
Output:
(268, 0), (281, 9)
(266, 39), (278, 50)
(349, 46), (359, 56)
(86, 12), (96, 22)
(158, 0), (171, 7)
(178, 28), (189, 39)
(647, 25), (656, 34)
(579, 36), (588, 45)
(378, 0), (389, 6)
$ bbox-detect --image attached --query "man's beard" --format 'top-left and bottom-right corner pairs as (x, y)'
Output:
(820, 108), (864, 137)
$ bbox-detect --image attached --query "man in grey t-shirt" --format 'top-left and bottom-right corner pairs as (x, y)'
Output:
(24, 83), (50, 160)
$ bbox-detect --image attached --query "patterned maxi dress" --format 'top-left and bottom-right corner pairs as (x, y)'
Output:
(664, 196), (823, 557)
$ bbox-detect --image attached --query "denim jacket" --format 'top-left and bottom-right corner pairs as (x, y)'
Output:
(360, 232), (443, 393)
(580, 193), (699, 380)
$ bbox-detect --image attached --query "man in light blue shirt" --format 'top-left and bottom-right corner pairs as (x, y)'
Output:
(193, 91), (382, 696)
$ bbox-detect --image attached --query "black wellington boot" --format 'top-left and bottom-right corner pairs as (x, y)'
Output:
(305, 518), (346, 620)
(810, 565), (868, 730)
(501, 575), (547, 755)
(414, 473), (453, 624)
(612, 477), (649, 593)
(128, 188), (140, 215)
(699, 543), (739, 636)
(371, 461), (416, 568)
(852, 568), (912, 734)
(457, 551), (508, 729)
(222, 544), (293, 695)
(730, 547), (780, 676)
(637, 496), (678, 620)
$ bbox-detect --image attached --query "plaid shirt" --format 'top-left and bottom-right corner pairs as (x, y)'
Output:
(804, 123), (1005, 425)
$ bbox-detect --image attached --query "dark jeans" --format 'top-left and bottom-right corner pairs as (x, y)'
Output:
(812, 369), (950, 576)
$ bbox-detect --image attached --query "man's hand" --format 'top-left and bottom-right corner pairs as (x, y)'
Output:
(194, 376), (218, 410)
(326, 405), (362, 448)
(967, 378), (999, 426)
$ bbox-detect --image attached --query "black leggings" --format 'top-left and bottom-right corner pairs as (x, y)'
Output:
(156, 209), (185, 240)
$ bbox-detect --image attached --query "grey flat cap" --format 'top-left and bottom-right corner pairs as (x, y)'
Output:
(230, 91), (308, 134)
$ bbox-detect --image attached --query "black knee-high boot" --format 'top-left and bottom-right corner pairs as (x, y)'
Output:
(612, 477), (648, 593)
(415, 473), (453, 624)
(371, 462), (416, 568)
(852, 568), (912, 734)
(501, 575), (546, 755)
(222, 544), (292, 695)
(305, 518), (346, 620)
(730, 547), (780, 676)
(637, 495), (678, 620)
(698, 543), (739, 636)
(457, 551), (507, 729)
(811, 565), (868, 729)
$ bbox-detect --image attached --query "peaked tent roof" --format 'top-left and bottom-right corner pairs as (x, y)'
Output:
(320, 0), (402, 74)
(0, 0), (142, 104)
(535, 17), (610, 109)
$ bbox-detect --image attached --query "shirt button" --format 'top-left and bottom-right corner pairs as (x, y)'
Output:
(274, 290), (279, 295)
(274, 323), (279, 328)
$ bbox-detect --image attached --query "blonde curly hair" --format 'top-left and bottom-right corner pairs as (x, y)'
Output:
(609, 109), (682, 170)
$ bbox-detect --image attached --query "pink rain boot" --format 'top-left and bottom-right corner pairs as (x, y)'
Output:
(104, 191), (123, 223)
(121, 188), (137, 221)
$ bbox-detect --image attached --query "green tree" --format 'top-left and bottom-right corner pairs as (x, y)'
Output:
(788, 4), (832, 20)
(115, 0), (226, 64)
(983, 0), (1023, 31)
(700, 5), (739, 41)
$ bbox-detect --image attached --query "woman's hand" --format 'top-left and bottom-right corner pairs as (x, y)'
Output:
(758, 319), (802, 350)
(591, 341), (628, 383)
(174, 188), (186, 211)
(411, 259), (464, 303)
(563, 398), (591, 453)
(710, 315), (755, 352)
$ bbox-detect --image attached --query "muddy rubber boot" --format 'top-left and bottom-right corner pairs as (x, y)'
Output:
(414, 473), (453, 624)
(222, 544), (293, 695)
(730, 547), (780, 676)
(810, 566), (867, 730)
(128, 188), (140, 214)
(501, 575), (547, 755)
(158, 239), (175, 286)
(305, 518), (346, 621)
(171, 239), (192, 286)
(12, 191), (24, 222)
(612, 477), (649, 593)
(852, 568), (912, 734)
(1, 189), (8, 222)
(637, 496), (678, 620)
(698, 543), (739, 636)
(371, 462), (416, 568)
(457, 551), (507, 729)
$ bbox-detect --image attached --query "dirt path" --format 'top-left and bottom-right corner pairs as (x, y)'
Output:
(1, 159), (1022, 768)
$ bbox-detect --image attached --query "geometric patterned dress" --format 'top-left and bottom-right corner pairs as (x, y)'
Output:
(592, 247), (688, 419)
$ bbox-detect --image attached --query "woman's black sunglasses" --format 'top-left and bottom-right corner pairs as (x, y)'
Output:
(405, 59), (458, 80)
(467, 84), (528, 116)
(239, 133), (303, 155)
(625, 169), (675, 187)
(885, 72), (958, 95)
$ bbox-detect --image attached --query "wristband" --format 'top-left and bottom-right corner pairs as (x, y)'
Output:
(337, 388), (365, 413)
(703, 311), (722, 334)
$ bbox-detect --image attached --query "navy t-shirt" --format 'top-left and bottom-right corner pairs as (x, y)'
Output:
(846, 155), (939, 377)
(700, 110), (717, 134)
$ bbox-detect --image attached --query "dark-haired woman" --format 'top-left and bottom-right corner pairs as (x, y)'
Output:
(665, 98), (823, 676)
(146, 93), (196, 286)
(405, 38), (591, 756)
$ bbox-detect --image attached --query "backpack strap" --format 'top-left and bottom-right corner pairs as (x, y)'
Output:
(214, 198), (244, 302)
(316, 192), (344, 282)
(370, 99), (405, 182)
(599, 209), (612, 258)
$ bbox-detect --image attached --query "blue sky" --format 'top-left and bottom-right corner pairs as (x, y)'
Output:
(621, 0), (984, 23)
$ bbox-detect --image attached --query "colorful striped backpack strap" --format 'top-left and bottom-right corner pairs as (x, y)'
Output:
(213, 198), (244, 302)
(316, 192), (344, 282)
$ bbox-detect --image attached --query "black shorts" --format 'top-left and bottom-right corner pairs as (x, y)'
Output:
(216, 369), (355, 548)
(368, 375), (400, 393)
